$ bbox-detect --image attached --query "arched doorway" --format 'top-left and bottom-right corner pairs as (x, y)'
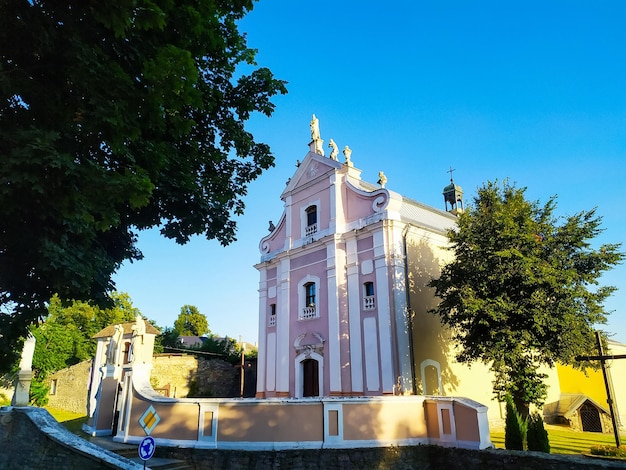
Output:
(302, 358), (319, 397)
(294, 350), (324, 398)
(580, 402), (602, 432)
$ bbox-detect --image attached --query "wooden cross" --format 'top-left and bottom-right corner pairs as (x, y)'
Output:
(576, 331), (624, 448)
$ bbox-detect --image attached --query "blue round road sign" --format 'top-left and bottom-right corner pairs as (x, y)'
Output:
(138, 436), (156, 461)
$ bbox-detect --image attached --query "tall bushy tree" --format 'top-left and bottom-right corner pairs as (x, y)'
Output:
(429, 180), (623, 416)
(174, 305), (210, 337)
(29, 292), (140, 404)
(0, 0), (287, 372)
(199, 335), (243, 364)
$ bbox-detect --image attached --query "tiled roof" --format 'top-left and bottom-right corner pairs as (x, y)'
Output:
(92, 320), (160, 338)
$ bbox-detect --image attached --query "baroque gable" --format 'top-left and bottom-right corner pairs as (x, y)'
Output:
(280, 151), (342, 200)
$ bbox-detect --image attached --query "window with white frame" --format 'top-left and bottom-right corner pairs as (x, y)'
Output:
(268, 303), (276, 327)
(363, 281), (375, 310)
(305, 282), (316, 306)
(298, 276), (320, 320)
(304, 204), (318, 236)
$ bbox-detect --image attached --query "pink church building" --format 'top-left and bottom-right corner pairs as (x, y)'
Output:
(255, 116), (465, 400)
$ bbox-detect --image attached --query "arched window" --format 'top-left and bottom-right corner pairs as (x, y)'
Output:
(298, 276), (320, 320)
(305, 205), (318, 236)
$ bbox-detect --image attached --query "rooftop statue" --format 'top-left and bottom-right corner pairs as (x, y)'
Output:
(343, 145), (352, 165)
(377, 171), (387, 188)
(106, 324), (124, 365)
(310, 114), (320, 141)
(329, 139), (339, 160)
(309, 114), (324, 155)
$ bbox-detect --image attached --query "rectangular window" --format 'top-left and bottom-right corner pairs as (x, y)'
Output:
(363, 281), (375, 310)
(305, 205), (318, 236)
(305, 282), (316, 306)
(268, 304), (276, 327)
(306, 206), (317, 226)
(50, 379), (57, 395)
(301, 282), (318, 320)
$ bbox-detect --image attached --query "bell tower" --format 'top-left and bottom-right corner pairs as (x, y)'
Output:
(443, 166), (464, 215)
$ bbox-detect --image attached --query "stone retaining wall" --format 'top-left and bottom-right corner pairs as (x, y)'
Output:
(155, 445), (626, 470)
(1, 406), (624, 470)
(47, 361), (91, 414)
(48, 354), (247, 415)
(0, 406), (141, 469)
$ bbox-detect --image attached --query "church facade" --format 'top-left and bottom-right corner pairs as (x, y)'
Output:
(253, 116), (626, 429)
(254, 117), (505, 407)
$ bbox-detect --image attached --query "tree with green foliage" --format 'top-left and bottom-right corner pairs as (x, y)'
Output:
(29, 292), (140, 404)
(0, 0), (287, 372)
(199, 335), (243, 364)
(504, 394), (526, 451)
(527, 412), (550, 453)
(174, 305), (210, 337)
(429, 180), (623, 417)
(155, 327), (182, 353)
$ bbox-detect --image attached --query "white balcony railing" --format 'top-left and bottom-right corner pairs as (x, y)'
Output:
(268, 314), (276, 327)
(305, 223), (318, 237)
(363, 296), (376, 311)
(300, 305), (317, 320)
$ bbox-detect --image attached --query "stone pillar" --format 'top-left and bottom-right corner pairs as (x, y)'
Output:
(11, 333), (36, 406)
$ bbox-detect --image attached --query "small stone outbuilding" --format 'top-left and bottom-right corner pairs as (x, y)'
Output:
(543, 394), (613, 433)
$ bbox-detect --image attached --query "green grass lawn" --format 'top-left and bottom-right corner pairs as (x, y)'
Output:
(491, 425), (626, 455)
(45, 407), (88, 435)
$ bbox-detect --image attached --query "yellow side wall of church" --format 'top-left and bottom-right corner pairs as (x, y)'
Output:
(556, 363), (606, 404)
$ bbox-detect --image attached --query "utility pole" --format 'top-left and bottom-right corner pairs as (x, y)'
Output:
(576, 331), (624, 448)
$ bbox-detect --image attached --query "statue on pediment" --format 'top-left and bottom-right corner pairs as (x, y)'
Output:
(329, 139), (339, 160)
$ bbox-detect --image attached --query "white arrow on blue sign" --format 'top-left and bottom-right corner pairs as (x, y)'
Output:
(138, 436), (156, 461)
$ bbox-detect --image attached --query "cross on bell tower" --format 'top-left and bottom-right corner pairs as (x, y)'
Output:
(443, 166), (464, 215)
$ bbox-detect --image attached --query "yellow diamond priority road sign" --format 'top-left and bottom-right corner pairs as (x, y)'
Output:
(139, 405), (160, 435)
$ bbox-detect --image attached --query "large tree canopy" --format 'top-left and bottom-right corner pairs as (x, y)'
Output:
(0, 0), (286, 370)
(173, 304), (209, 337)
(30, 292), (141, 404)
(429, 180), (623, 416)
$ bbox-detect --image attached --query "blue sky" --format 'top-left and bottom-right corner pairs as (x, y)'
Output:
(113, 1), (626, 344)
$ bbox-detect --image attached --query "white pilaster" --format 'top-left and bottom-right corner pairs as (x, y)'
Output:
(387, 223), (413, 393)
(346, 235), (363, 393)
(326, 239), (342, 393)
(284, 195), (292, 251)
(373, 228), (396, 393)
(276, 258), (291, 394)
(329, 172), (345, 234)
(256, 268), (268, 395)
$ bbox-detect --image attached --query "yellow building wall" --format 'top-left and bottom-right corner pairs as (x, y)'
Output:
(555, 341), (626, 427)
(405, 227), (567, 424)
(556, 363), (606, 405)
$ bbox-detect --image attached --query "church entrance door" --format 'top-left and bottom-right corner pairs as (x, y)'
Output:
(302, 358), (319, 397)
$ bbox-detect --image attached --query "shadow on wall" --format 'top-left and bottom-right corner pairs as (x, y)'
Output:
(190, 357), (257, 399)
(149, 354), (257, 399)
(406, 237), (459, 396)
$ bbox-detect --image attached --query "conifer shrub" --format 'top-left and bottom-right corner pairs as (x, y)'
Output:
(504, 394), (526, 450)
(526, 412), (550, 453)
